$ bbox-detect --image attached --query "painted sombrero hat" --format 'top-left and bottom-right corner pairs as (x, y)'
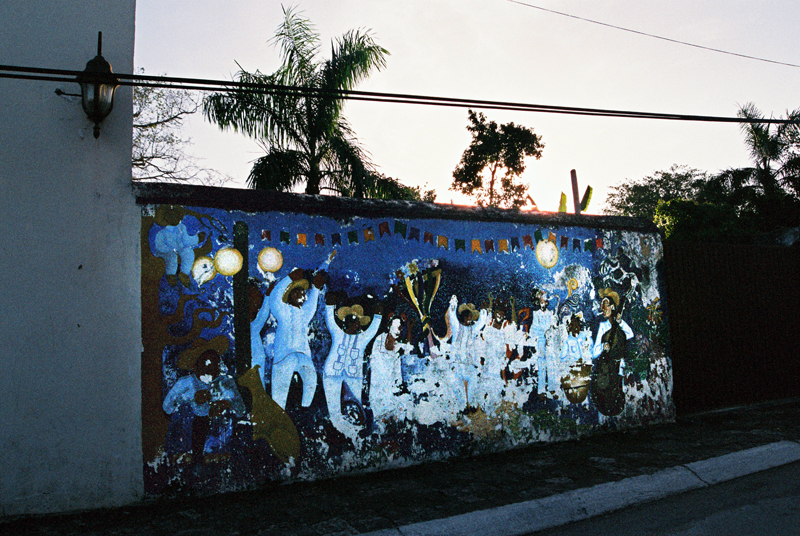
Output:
(457, 303), (480, 321)
(282, 278), (310, 303)
(336, 304), (371, 326)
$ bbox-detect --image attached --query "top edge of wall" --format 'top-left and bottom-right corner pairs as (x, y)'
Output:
(132, 182), (657, 233)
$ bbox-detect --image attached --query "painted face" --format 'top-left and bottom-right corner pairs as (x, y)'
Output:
(389, 318), (401, 338)
(567, 316), (582, 336)
(196, 350), (221, 382)
(288, 287), (306, 308)
(344, 314), (362, 335)
(459, 310), (475, 326)
(601, 298), (614, 319)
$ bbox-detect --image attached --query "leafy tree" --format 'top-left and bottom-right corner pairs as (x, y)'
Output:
(367, 173), (437, 202)
(203, 6), (391, 198)
(606, 104), (800, 243)
(451, 110), (544, 209)
(133, 71), (229, 184)
(654, 199), (741, 242)
(605, 165), (708, 221)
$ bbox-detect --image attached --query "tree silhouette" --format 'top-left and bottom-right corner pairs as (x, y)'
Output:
(204, 6), (390, 198)
(452, 110), (544, 208)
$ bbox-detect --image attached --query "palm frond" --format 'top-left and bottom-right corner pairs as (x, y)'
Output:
(203, 7), (388, 197)
(270, 6), (319, 85)
(326, 29), (389, 92)
(321, 133), (370, 197)
(204, 68), (307, 147)
(247, 149), (307, 191)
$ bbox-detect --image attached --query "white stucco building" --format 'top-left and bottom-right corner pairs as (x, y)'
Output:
(0, 0), (141, 516)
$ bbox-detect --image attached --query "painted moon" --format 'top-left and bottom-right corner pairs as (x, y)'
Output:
(191, 256), (217, 285)
(536, 240), (559, 269)
(214, 247), (243, 276)
(258, 247), (283, 273)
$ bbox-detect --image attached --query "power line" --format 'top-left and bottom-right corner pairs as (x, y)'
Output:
(1, 64), (797, 124)
(507, 0), (800, 69)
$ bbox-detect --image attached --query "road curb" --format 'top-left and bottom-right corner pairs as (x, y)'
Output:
(684, 440), (800, 485)
(364, 440), (800, 536)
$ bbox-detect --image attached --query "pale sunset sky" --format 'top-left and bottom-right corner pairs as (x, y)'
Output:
(134, 0), (800, 212)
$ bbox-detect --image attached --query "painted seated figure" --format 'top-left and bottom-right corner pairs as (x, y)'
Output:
(163, 347), (245, 464)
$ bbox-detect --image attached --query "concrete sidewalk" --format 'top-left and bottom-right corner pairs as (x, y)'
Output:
(369, 441), (800, 536)
(4, 398), (800, 536)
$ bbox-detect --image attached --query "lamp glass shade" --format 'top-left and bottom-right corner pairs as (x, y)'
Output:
(78, 53), (118, 137)
(80, 79), (116, 121)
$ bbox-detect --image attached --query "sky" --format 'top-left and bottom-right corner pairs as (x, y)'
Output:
(134, 0), (800, 213)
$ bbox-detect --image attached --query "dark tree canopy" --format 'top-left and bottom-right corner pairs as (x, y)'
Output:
(736, 102), (800, 199)
(605, 104), (800, 243)
(605, 165), (708, 221)
(451, 110), (544, 209)
(203, 7), (399, 199)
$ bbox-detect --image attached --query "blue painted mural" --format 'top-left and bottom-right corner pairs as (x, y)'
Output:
(141, 202), (673, 496)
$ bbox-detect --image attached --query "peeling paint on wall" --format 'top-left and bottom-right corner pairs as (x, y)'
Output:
(141, 200), (673, 497)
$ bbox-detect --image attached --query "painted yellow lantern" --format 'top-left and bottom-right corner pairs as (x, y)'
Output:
(214, 247), (243, 276)
(257, 247), (284, 273)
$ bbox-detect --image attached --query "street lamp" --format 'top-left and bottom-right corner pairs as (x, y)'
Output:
(78, 32), (118, 139)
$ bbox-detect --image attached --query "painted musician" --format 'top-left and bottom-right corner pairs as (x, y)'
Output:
(590, 288), (633, 417)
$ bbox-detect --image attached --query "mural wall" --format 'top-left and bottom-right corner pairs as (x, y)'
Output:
(141, 198), (673, 497)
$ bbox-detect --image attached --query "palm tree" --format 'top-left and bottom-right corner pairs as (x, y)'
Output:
(702, 103), (800, 233)
(203, 6), (389, 197)
(734, 103), (800, 199)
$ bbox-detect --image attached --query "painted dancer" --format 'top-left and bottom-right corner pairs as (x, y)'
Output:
(323, 294), (382, 440)
(268, 252), (334, 410)
(369, 313), (412, 430)
(443, 295), (489, 409)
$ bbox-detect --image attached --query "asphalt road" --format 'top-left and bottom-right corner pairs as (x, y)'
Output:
(527, 460), (800, 536)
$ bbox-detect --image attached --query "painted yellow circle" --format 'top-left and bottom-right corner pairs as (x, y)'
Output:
(191, 256), (217, 285)
(258, 247), (284, 273)
(535, 240), (559, 269)
(214, 247), (243, 276)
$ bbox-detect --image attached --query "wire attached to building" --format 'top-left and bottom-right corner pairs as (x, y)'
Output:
(1, 64), (797, 124)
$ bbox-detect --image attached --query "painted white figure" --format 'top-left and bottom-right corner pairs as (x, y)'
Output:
(249, 280), (276, 386)
(527, 289), (557, 396)
(445, 295), (489, 408)
(592, 294), (634, 360)
(561, 314), (592, 364)
(551, 313), (592, 399)
(268, 254), (333, 410)
(476, 304), (519, 412)
(591, 288), (634, 419)
(405, 358), (457, 425)
(152, 221), (203, 277)
(323, 299), (382, 440)
(542, 325), (559, 393)
(369, 316), (410, 427)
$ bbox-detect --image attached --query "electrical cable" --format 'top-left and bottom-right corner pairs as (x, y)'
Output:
(1, 64), (797, 124)
(507, 0), (800, 69)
